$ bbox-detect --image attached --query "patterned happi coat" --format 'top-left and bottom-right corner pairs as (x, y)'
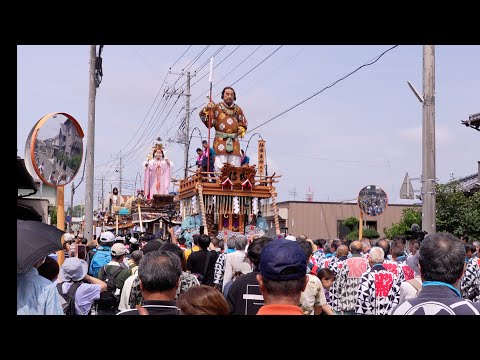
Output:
(336, 256), (370, 312)
(382, 259), (406, 283)
(214, 252), (227, 289)
(395, 256), (415, 281)
(328, 255), (348, 312)
(318, 256), (333, 306)
(461, 257), (480, 302)
(312, 249), (325, 267)
(199, 102), (247, 156)
(355, 264), (401, 315)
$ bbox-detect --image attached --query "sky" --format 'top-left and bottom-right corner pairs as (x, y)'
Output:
(17, 45), (480, 209)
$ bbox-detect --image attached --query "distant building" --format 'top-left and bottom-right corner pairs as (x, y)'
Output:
(265, 200), (420, 239)
(17, 157), (57, 223)
(451, 161), (480, 196)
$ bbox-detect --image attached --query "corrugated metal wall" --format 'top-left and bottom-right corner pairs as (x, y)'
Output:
(277, 201), (417, 239)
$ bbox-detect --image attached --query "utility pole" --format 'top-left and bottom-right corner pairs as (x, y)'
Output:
(119, 150), (122, 196)
(68, 181), (75, 233)
(288, 188), (297, 201)
(84, 45), (97, 242)
(101, 174), (104, 211)
(165, 72), (193, 179)
(422, 45), (436, 234)
(184, 72), (191, 178)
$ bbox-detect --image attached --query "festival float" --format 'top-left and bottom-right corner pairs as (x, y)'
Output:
(131, 61), (282, 244)
(174, 138), (281, 242)
(128, 143), (180, 238)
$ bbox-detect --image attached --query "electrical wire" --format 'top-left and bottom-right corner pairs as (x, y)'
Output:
(247, 45), (399, 134)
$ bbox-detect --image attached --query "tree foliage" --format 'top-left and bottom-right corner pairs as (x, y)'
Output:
(384, 207), (422, 239)
(383, 181), (480, 240)
(343, 217), (359, 231)
(70, 205), (83, 217)
(436, 181), (480, 239)
(347, 228), (380, 241)
(50, 206), (57, 226)
(343, 217), (379, 240)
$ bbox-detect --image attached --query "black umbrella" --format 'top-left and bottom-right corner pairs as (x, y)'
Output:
(17, 219), (65, 274)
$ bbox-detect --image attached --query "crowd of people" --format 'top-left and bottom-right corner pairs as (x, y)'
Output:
(17, 227), (480, 315)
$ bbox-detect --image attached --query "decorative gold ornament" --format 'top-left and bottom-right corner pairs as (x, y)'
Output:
(238, 126), (246, 139)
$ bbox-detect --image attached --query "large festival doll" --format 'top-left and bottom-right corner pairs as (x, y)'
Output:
(199, 86), (247, 172)
(143, 144), (173, 199)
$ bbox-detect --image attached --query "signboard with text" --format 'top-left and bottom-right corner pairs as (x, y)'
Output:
(258, 140), (265, 177)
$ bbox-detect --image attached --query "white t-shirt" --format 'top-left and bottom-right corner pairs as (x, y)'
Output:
(399, 275), (422, 305)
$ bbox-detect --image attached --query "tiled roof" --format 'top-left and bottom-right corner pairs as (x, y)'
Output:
(461, 112), (480, 131)
(448, 167), (480, 195)
(458, 173), (480, 194)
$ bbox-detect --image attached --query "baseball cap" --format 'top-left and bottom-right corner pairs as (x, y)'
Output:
(285, 235), (296, 241)
(99, 231), (115, 244)
(259, 239), (307, 281)
(111, 243), (129, 256)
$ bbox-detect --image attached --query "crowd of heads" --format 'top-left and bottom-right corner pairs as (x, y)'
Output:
(31, 227), (478, 316)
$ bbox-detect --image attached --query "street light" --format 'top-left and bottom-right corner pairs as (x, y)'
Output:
(406, 81), (424, 103)
(244, 132), (263, 157)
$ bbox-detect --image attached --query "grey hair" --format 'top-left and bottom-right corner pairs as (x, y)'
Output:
(226, 236), (236, 249)
(369, 247), (384, 264)
(362, 240), (372, 251)
(234, 235), (248, 250)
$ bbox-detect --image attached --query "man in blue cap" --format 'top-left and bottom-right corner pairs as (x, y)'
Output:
(256, 239), (308, 315)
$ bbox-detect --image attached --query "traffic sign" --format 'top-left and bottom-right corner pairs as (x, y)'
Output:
(66, 215), (72, 223)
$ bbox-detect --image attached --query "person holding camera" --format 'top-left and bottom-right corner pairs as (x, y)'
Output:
(57, 257), (107, 315)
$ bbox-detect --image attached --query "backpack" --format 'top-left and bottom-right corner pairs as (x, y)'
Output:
(88, 247), (112, 278)
(57, 281), (82, 315)
(97, 265), (124, 311)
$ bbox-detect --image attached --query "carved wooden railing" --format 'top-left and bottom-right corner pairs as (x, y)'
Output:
(196, 184), (209, 234)
(269, 187), (281, 235)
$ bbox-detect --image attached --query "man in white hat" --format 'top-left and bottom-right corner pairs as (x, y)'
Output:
(57, 257), (107, 315)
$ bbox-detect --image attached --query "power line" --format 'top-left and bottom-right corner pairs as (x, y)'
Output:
(230, 45), (283, 87)
(189, 45), (264, 105)
(190, 45), (241, 88)
(247, 45), (399, 134)
(98, 46), (201, 168)
(170, 45), (192, 69)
